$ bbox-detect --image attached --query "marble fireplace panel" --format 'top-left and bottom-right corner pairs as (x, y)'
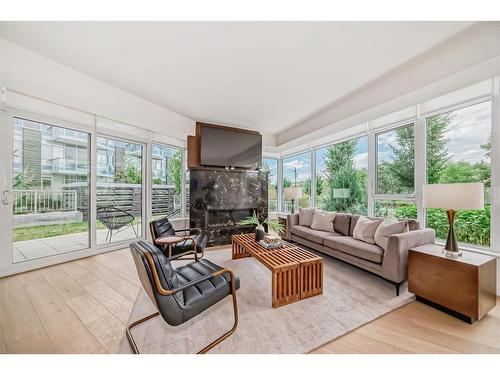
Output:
(189, 168), (268, 246)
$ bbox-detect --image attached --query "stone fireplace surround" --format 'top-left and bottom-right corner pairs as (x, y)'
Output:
(189, 167), (268, 246)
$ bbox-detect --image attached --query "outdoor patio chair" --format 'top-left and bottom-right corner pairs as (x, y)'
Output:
(97, 206), (139, 243)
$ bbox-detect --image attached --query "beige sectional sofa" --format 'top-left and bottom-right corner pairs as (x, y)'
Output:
(285, 212), (436, 295)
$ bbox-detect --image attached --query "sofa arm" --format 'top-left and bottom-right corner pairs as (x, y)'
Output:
(382, 228), (436, 283)
(285, 214), (299, 240)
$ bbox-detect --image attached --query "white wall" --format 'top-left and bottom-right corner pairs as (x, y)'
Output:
(0, 38), (195, 140)
(275, 22), (500, 151)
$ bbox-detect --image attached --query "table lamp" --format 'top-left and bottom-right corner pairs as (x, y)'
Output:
(284, 187), (302, 214)
(422, 182), (484, 257)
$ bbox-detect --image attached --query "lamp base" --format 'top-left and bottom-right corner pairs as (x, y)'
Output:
(442, 248), (462, 258)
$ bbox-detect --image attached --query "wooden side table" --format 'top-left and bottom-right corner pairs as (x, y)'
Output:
(409, 244), (497, 323)
(154, 236), (193, 257)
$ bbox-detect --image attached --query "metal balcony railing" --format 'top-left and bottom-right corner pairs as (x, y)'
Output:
(13, 190), (78, 214)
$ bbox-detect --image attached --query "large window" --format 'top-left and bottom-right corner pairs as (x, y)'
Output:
(376, 123), (415, 195)
(374, 200), (417, 219)
(315, 136), (368, 214)
(152, 143), (183, 219)
(425, 101), (491, 247)
(263, 158), (278, 212)
(12, 118), (90, 263)
(96, 136), (143, 245)
(282, 152), (311, 213)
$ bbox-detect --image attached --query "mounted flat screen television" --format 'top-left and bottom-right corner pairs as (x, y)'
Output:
(200, 126), (262, 169)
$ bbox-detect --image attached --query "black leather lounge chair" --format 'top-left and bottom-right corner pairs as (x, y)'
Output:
(150, 216), (208, 258)
(127, 240), (240, 354)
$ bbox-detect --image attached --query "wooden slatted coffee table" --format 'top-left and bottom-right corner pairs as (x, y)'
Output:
(232, 233), (323, 308)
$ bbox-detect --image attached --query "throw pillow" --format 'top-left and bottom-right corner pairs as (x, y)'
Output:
(334, 213), (351, 236)
(374, 219), (409, 250)
(311, 210), (336, 232)
(298, 207), (314, 227)
(352, 216), (383, 244)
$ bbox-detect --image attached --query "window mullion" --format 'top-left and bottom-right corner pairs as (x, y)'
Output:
(415, 112), (427, 226)
(367, 132), (376, 217)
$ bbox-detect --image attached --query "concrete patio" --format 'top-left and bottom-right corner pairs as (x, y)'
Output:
(13, 225), (141, 263)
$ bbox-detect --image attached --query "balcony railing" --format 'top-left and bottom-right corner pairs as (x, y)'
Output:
(13, 190), (78, 214)
(267, 199), (296, 213)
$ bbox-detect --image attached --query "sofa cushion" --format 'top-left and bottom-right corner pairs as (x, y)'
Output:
(350, 215), (420, 235)
(333, 213), (351, 236)
(374, 218), (408, 250)
(311, 210), (335, 232)
(353, 216), (383, 244)
(406, 219), (420, 231)
(291, 225), (338, 245)
(323, 236), (384, 264)
(298, 207), (315, 227)
(349, 215), (360, 236)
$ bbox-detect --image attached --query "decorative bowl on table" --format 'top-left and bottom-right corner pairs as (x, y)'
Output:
(259, 235), (283, 250)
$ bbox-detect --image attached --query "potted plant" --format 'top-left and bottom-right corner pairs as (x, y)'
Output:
(240, 211), (284, 241)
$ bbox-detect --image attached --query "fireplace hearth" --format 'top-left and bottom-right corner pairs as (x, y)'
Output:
(189, 168), (268, 246)
(205, 208), (256, 229)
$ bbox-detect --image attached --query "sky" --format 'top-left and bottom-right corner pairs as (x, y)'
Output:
(444, 100), (491, 163)
(316, 137), (368, 176)
(377, 101), (491, 164)
(283, 152), (311, 182)
(279, 100), (491, 183)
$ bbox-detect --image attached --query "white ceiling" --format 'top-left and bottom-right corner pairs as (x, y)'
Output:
(0, 21), (473, 139)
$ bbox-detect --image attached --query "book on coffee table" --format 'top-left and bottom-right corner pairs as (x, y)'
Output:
(259, 239), (283, 249)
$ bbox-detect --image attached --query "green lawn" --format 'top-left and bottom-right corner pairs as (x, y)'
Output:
(14, 222), (101, 242)
(13, 219), (141, 242)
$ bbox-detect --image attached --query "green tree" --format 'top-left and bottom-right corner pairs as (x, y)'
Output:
(426, 113), (453, 183)
(303, 175), (324, 197)
(283, 177), (292, 188)
(168, 149), (182, 194)
(12, 149), (34, 189)
(322, 140), (365, 213)
(13, 167), (34, 189)
(481, 135), (491, 159)
(387, 125), (415, 192)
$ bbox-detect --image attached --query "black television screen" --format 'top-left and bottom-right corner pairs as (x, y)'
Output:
(200, 126), (262, 169)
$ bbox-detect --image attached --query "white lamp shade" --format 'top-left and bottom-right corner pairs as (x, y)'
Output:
(422, 183), (484, 210)
(284, 187), (302, 200)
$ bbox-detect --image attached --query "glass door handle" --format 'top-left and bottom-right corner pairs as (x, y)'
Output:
(1, 190), (10, 205)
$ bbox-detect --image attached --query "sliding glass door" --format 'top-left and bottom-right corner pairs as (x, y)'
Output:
(96, 136), (144, 245)
(151, 143), (183, 220)
(11, 117), (91, 263)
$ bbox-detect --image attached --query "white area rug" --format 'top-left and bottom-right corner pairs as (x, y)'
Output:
(118, 247), (414, 354)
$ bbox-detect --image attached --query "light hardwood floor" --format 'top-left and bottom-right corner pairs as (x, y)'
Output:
(0, 248), (499, 354)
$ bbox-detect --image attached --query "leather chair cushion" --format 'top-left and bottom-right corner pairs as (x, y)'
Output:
(131, 240), (239, 326)
(323, 236), (384, 264)
(151, 217), (176, 238)
(174, 259), (241, 307)
(131, 240), (180, 289)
